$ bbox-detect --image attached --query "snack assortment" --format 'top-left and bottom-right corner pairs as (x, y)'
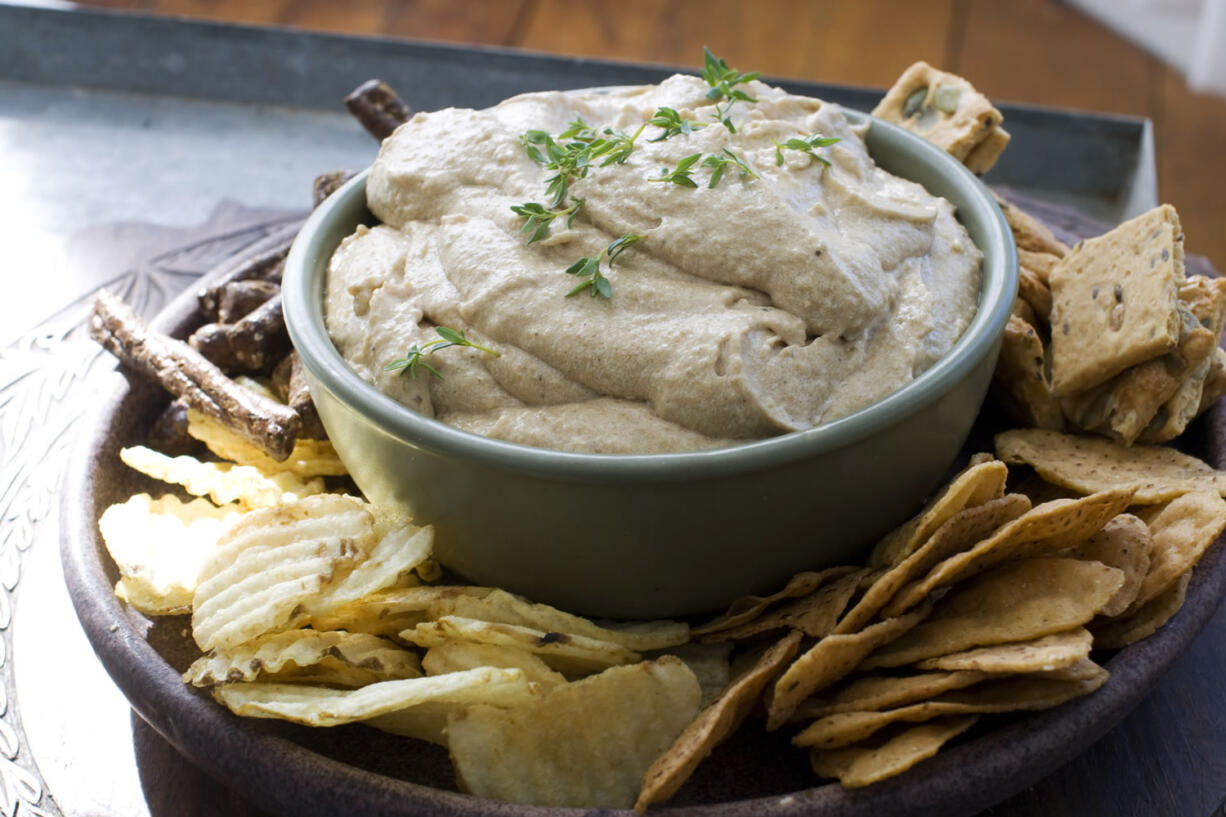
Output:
(83, 57), (1226, 810)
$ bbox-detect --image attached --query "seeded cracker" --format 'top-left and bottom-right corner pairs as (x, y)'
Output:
(992, 315), (1065, 430)
(1048, 205), (1185, 395)
(995, 428), (1226, 503)
(872, 62), (1004, 162)
(963, 126), (1011, 174)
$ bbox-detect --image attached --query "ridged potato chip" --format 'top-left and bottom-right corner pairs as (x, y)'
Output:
(192, 494), (374, 651)
(185, 629), (421, 687)
(427, 589), (688, 652)
(864, 558), (1123, 669)
(447, 657), (700, 809)
(120, 445), (324, 509)
(215, 667), (535, 727)
(186, 408), (347, 477)
(421, 641), (566, 686)
(810, 716), (979, 788)
(635, 632), (801, 812)
(404, 615), (640, 675)
(995, 428), (1226, 503)
(308, 585), (492, 637)
(309, 523), (433, 616)
(99, 493), (241, 615)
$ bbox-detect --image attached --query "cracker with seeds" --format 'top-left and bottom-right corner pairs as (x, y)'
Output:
(1049, 205), (1186, 395)
(993, 315), (1065, 430)
(872, 62), (1004, 163)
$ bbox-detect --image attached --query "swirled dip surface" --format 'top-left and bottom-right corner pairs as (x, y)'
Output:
(326, 75), (982, 454)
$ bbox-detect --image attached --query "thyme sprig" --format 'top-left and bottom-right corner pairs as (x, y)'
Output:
(647, 106), (705, 142)
(510, 199), (584, 244)
(774, 132), (842, 167)
(701, 47), (760, 132)
(565, 233), (645, 299)
(702, 149), (758, 188)
(649, 153), (703, 188)
(385, 327), (499, 380)
(521, 119), (648, 208)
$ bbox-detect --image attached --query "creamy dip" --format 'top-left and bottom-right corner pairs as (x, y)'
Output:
(325, 75), (982, 454)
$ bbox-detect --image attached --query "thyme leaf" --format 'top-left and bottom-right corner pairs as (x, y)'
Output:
(510, 198), (584, 244)
(702, 149), (758, 188)
(701, 47), (759, 132)
(647, 106), (705, 142)
(565, 233), (646, 299)
(773, 132), (842, 167)
(385, 327), (500, 379)
(649, 152), (703, 187)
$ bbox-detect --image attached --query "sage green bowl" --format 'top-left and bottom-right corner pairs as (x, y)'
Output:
(283, 111), (1017, 619)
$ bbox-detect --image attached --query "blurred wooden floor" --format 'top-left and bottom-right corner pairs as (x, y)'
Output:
(75, 0), (1224, 268)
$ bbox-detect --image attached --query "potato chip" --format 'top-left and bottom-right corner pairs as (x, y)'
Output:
(834, 494), (1031, 635)
(184, 629), (421, 687)
(421, 641), (566, 686)
(794, 670), (992, 720)
(99, 493), (241, 615)
(1066, 514), (1152, 616)
(649, 642), (732, 708)
(995, 428), (1226, 503)
(428, 589), (688, 652)
(447, 657), (700, 809)
(404, 615), (640, 675)
(884, 489), (1133, 616)
(308, 523), (433, 616)
(864, 559), (1124, 669)
(192, 494), (374, 651)
(914, 628), (1092, 674)
(214, 667), (535, 726)
(120, 445), (325, 509)
(186, 408), (347, 477)
(635, 632), (802, 812)
(308, 585), (492, 637)
(793, 669), (1107, 749)
(766, 603), (932, 730)
(1129, 491), (1226, 610)
(691, 566), (859, 636)
(810, 716), (979, 788)
(869, 459), (1008, 568)
(1093, 573), (1191, 649)
(704, 569), (869, 642)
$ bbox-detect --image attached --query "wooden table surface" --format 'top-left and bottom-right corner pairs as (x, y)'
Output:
(9, 2), (1226, 815)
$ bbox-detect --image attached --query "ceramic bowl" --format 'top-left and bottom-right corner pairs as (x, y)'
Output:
(282, 110), (1017, 618)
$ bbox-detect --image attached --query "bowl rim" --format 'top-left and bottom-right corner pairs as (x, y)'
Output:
(283, 109), (1018, 483)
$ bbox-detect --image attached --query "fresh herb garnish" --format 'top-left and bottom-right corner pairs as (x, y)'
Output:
(773, 133), (842, 167)
(701, 47), (760, 132)
(385, 327), (500, 380)
(565, 233), (646, 299)
(510, 199), (584, 244)
(649, 153), (703, 188)
(702, 149), (758, 188)
(647, 106), (705, 142)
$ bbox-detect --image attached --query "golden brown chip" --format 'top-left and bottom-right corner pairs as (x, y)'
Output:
(793, 669), (1107, 749)
(192, 494), (374, 651)
(447, 657), (700, 809)
(884, 489), (1133, 616)
(1018, 266), (1053, 324)
(634, 631), (802, 812)
(704, 569), (869, 642)
(1128, 491), (1226, 610)
(914, 628), (1092, 674)
(119, 445), (325, 509)
(993, 193), (1072, 257)
(186, 408), (347, 477)
(835, 494), (1030, 635)
(404, 615), (640, 675)
(810, 716), (979, 788)
(794, 670), (991, 720)
(868, 458), (1008, 568)
(99, 493), (241, 615)
(215, 667), (535, 727)
(421, 641), (567, 686)
(992, 315), (1065, 430)
(1017, 248), (1062, 283)
(428, 589), (688, 652)
(865, 558), (1123, 669)
(766, 603), (932, 730)
(1066, 514), (1152, 616)
(691, 566), (859, 636)
(1093, 572), (1191, 650)
(996, 428), (1226, 503)
(184, 629), (421, 687)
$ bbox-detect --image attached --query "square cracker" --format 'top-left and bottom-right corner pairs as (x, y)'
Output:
(1049, 205), (1185, 395)
(872, 62), (1003, 161)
